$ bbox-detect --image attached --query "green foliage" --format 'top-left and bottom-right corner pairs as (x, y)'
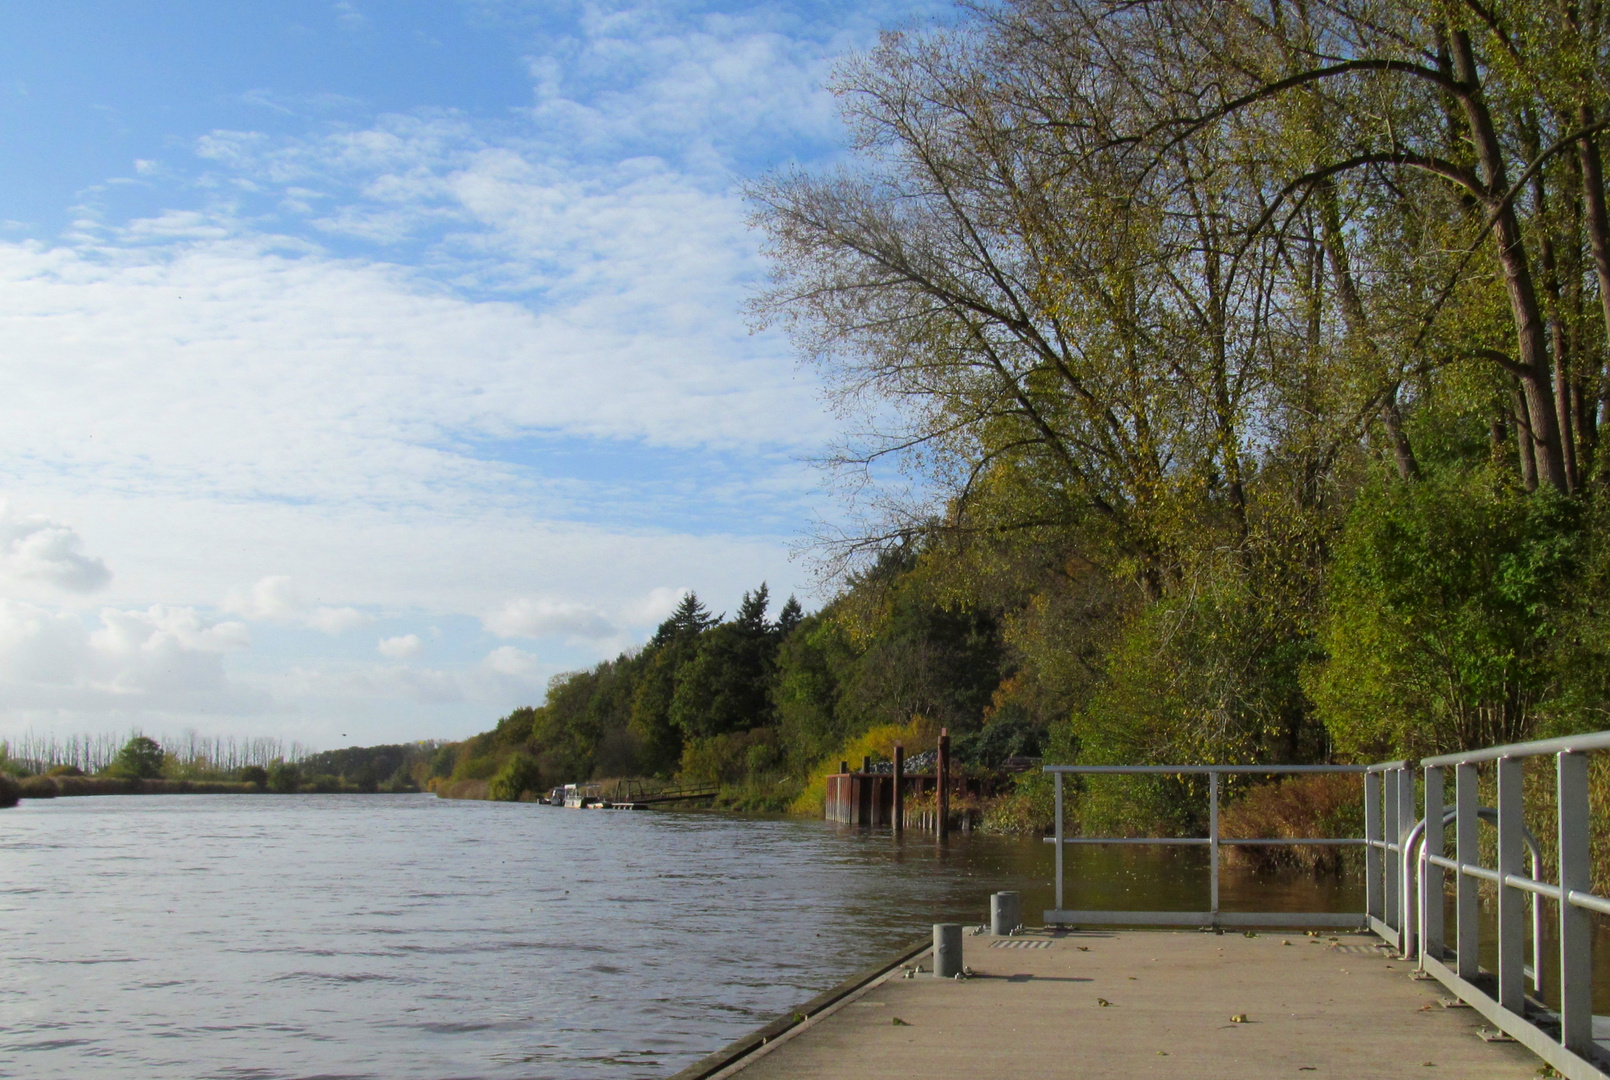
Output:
(488, 753), (544, 801)
(296, 743), (435, 792)
(1310, 468), (1581, 758)
(109, 736), (165, 780)
(239, 765), (268, 788)
(0, 773), (18, 808)
(771, 611), (857, 767)
(670, 585), (778, 739)
(429, 744), (457, 779)
(267, 761), (302, 793)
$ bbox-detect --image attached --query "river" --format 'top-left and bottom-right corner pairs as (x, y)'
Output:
(0, 793), (1363, 1079)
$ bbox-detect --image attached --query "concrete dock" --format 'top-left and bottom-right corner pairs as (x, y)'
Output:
(706, 929), (1541, 1079)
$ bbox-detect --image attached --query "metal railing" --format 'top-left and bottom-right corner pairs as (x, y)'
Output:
(1042, 764), (1369, 928)
(1405, 733), (1610, 1080)
(1044, 736), (1610, 1078)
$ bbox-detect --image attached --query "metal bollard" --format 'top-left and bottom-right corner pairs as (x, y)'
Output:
(990, 891), (1021, 936)
(933, 923), (963, 978)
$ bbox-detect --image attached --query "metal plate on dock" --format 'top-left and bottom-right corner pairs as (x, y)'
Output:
(989, 939), (1052, 949)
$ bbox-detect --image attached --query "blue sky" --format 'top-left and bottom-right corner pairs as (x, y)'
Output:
(0, 0), (945, 749)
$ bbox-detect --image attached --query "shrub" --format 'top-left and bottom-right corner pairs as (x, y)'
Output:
(267, 762), (301, 793)
(981, 771), (1055, 834)
(306, 773), (342, 793)
(488, 753), (544, 802)
(1309, 471), (1580, 758)
(0, 774), (18, 807)
(239, 765), (268, 788)
(46, 764), (84, 777)
(789, 717), (936, 815)
(18, 775), (59, 799)
(1218, 773), (1365, 873)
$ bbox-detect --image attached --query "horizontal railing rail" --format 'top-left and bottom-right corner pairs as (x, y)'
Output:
(1041, 764), (1370, 930)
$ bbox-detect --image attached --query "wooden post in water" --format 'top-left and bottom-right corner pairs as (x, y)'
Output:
(862, 755), (871, 774)
(893, 743), (905, 836)
(937, 727), (951, 841)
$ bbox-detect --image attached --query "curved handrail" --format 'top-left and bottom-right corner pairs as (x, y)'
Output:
(1402, 806), (1543, 993)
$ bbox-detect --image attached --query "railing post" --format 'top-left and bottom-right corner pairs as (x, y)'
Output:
(1384, 768), (1400, 938)
(1456, 763), (1479, 981)
(1496, 755), (1525, 1013)
(1054, 771), (1064, 916)
(1209, 771), (1220, 921)
(1365, 771), (1382, 921)
(1558, 750), (1592, 1054)
(1422, 766), (1444, 964)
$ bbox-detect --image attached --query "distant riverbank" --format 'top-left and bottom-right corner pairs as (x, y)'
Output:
(6, 775), (258, 800)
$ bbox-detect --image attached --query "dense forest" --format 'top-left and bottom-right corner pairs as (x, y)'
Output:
(438, 0), (1610, 832)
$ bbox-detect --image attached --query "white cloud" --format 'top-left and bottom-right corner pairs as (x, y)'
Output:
(222, 575), (370, 635)
(484, 597), (615, 640)
(225, 575), (301, 620)
(334, 1), (369, 32)
(622, 585), (687, 627)
(377, 633), (422, 659)
(0, 501), (111, 593)
(0, 599), (252, 703)
(483, 644), (541, 678)
(308, 606), (369, 634)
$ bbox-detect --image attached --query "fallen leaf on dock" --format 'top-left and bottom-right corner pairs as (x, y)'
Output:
(1231, 1014), (1249, 1023)
(892, 1017), (910, 1027)
(1077, 946), (1089, 952)
(1097, 998), (1111, 1007)
(1418, 1004), (1434, 1012)
(1283, 940), (1292, 946)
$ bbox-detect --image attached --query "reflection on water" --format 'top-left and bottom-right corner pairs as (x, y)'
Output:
(0, 795), (1364, 1079)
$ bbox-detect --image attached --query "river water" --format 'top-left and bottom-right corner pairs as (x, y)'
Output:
(0, 794), (1362, 1079)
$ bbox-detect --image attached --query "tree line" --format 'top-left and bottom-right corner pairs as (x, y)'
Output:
(438, 577), (1018, 809)
(0, 732), (443, 796)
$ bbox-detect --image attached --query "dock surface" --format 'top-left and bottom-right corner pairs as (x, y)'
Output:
(719, 929), (1539, 1079)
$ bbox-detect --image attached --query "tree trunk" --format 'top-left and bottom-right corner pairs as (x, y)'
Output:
(1452, 31), (1569, 492)
(1379, 388), (1421, 482)
(1513, 387), (1538, 490)
(1576, 109), (1610, 482)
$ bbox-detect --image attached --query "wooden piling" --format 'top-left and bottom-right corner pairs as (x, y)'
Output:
(937, 728), (950, 841)
(892, 743), (904, 837)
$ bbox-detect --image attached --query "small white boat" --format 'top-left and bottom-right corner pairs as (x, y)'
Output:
(561, 782), (604, 808)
